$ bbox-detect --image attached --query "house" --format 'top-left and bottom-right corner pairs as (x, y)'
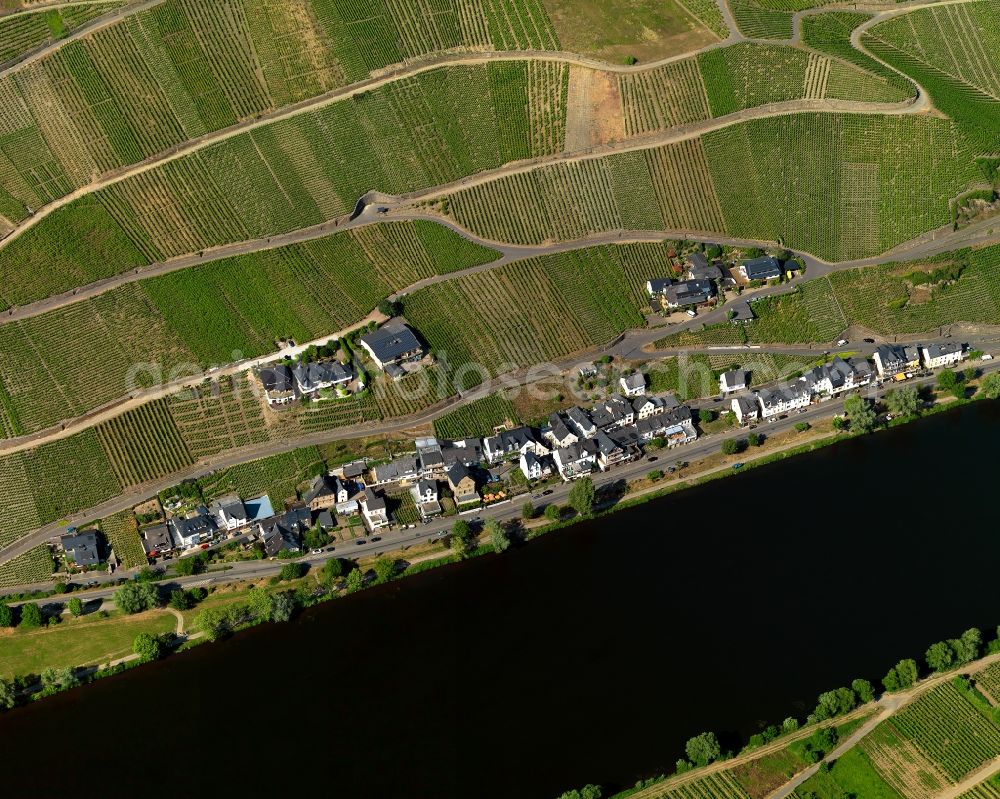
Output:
(259, 364), (295, 406)
(632, 395), (668, 420)
(440, 437), (485, 467)
(483, 427), (547, 463)
(209, 494), (248, 531)
(921, 342), (965, 370)
(358, 321), (424, 371)
(372, 454), (420, 486)
(303, 474), (348, 512)
(729, 302), (755, 323)
(544, 413), (578, 448)
(800, 357), (872, 397)
(416, 438), (446, 475)
(620, 372), (646, 397)
(61, 529), (101, 567)
(359, 488), (389, 530)
(664, 279), (715, 308)
(719, 369), (749, 395)
(646, 278), (673, 296)
(595, 431), (629, 470)
(552, 440), (599, 480)
(340, 461), (367, 482)
(140, 524), (173, 557)
(293, 360), (353, 396)
(519, 450), (554, 480)
(411, 479), (442, 518)
(565, 407), (597, 439)
(686, 252), (723, 282)
(740, 256), (782, 282)
(658, 405), (698, 445)
(873, 345), (920, 379)
(316, 510), (336, 531)
(756, 384), (810, 418)
(446, 462), (480, 505)
(579, 363), (598, 378)
(169, 513), (217, 549)
(597, 394), (636, 428)
(260, 518), (302, 557)
(732, 396), (759, 425)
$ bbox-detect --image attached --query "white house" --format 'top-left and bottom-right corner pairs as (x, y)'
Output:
(800, 357), (872, 397)
(873, 345), (920, 379)
(620, 373), (646, 397)
(646, 278), (672, 296)
(483, 427), (548, 463)
(358, 321), (424, 372)
(552, 440), (598, 481)
(210, 494), (248, 531)
(259, 364), (295, 406)
(410, 479), (442, 518)
(519, 451), (553, 481)
(566, 407), (597, 439)
(719, 369), (749, 395)
(921, 342), (964, 370)
(169, 514), (217, 549)
(732, 396), (758, 425)
(544, 413), (578, 449)
(360, 488), (389, 530)
(293, 360), (353, 396)
(756, 385), (810, 418)
(632, 395), (668, 420)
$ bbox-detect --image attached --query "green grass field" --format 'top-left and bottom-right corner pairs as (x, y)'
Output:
(793, 746), (903, 799)
(0, 609), (176, 679)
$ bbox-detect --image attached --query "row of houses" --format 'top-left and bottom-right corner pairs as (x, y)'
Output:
(728, 343), (968, 425)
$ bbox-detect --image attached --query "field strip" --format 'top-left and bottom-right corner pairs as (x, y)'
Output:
(0, 0), (165, 76)
(935, 758), (1000, 799)
(0, 0), (130, 21)
(0, 7), (944, 262)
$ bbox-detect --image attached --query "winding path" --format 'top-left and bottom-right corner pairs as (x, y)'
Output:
(0, 0), (963, 262)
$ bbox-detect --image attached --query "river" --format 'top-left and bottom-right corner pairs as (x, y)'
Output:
(1, 401), (999, 798)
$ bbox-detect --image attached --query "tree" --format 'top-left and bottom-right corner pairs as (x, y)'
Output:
(247, 587), (274, 622)
(844, 395), (876, 433)
(954, 628), (982, 663)
(937, 368), (958, 390)
(851, 678), (875, 704)
(832, 416), (847, 430)
(345, 568), (364, 593)
(279, 562), (304, 581)
(951, 382), (967, 400)
(685, 732), (721, 767)
(0, 678), (16, 710)
(521, 501), (535, 520)
(886, 387), (919, 417)
(195, 607), (228, 641)
(114, 582), (159, 614)
(558, 786), (602, 799)
(721, 438), (740, 455)
(980, 373), (1000, 399)
(133, 632), (164, 662)
(794, 421), (810, 432)
(544, 504), (561, 521)
(18, 602), (42, 629)
(487, 520), (510, 553)
(782, 717), (800, 733)
(168, 589), (192, 611)
(748, 432), (762, 447)
(40, 667), (78, 690)
(271, 593), (296, 623)
(67, 597), (83, 617)
(451, 519), (474, 556)
(322, 558), (344, 583)
(884, 658), (919, 692)
(0, 602), (13, 627)
(569, 476), (596, 517)
(696, 409), (716, 425)
(373, 557), (395, 584)
(813, 687), (856, 720)
(926, 640), (956, 672)
(173, 556), (200, 576)
(378, 298), (402, 318)
(647, 469), (664, 481)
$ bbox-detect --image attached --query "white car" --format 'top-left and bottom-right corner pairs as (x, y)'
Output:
(836, 339), (849, 346)
(982, 353), (993, 360)
(686, 309), (697, 318)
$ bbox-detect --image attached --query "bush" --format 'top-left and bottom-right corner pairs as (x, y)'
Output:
(721, 438), (741, 455)
(67, 597), (83, 617)
(114, 582), (159, 614)
(794, 421), (810, 432)
(133, 632), (164, 662)
(279, 562), (305, 581)
(544, 504), (561, 521)
(522, 501), (535, 520)
(18, 602), (43, 629)
(647, 469), (663, 481)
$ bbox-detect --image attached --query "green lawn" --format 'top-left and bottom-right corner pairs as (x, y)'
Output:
(794, 747), (903, 799)
(0, 609), (176, 679)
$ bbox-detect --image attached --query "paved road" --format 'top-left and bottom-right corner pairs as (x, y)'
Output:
(4, 358), (997, 587)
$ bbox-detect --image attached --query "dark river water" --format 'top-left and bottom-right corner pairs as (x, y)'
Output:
(2, 401), (999, 798)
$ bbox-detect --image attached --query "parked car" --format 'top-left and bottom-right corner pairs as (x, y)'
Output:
(542, 489), (554, 496)
(647, 456), (658, 462)
(983, 353), (994, 360)
(863, 338), (875, 343)
(836, 339), (849, 346)
(356, 539), (367, 546)
(370, 536), (381, 543)
(686, 309), (697, 318)
(311, 548), (322, 555)
(732, 462), (744, 470)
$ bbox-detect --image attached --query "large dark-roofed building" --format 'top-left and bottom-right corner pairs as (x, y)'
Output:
(358, 321), (424, 370)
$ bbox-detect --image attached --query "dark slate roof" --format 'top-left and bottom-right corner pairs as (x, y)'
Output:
(61, 530), (100, 566)
(293, 360), (353, 391)
(171, 514), (217, 539)
(924, 342), (963, 359)
(359, 322), (422, 364)
(730, 302), (754, 321)
(446, 461), (473, 486)
(304, 474), (340, 504)
(664, 279), (714, 306)
(317, 510), (336, 530)
(741, 256), (782, 281)
(260, 364), (294, 392)
(647, 278), (672, 294)
(141, 524), (172, 555)
(686, 252), (709, 271)
(362, 488), (386, 511)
